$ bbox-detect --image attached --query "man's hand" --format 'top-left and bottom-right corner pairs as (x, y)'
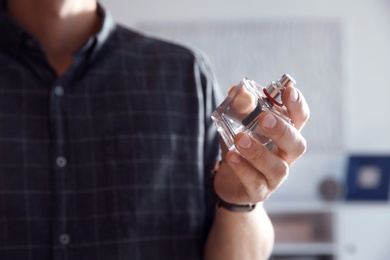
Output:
(214, 83), (310, 205)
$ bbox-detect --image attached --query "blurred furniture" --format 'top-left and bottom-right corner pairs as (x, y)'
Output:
(265, 202), (390, 260)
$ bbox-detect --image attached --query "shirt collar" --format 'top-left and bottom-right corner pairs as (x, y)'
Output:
(86, 2), (116, 61)
(69, 3), (116, 79)
(0, 1), (116, 65)
(0, 3), (31, 56)
(0, 0), (6, 10)
(95, 3), (116, 57)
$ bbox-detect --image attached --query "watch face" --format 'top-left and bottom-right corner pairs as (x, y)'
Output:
(319, 177), (342, 201)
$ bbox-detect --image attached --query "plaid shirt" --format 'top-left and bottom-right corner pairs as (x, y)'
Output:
(0, 3), (221, 260)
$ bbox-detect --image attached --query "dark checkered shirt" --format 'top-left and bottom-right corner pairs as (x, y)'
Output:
(0, 3), (221, 260)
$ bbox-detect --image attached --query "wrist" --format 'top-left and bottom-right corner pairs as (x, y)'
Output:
(210, 161), (257, 212)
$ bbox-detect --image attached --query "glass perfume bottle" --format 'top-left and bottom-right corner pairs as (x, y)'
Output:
(211, 73), (296, 151)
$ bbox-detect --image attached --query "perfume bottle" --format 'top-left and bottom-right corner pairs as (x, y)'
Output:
(211, 73), (296, 151)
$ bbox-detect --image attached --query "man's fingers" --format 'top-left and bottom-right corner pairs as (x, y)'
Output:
(282, 86), (310, 132)
(227, 133), (289, 195)
(259, 112), (307, 164)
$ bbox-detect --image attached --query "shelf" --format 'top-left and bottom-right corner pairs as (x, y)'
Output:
(273, 242), (335, 256)
(266, 202), (390, 259)
(264, 201), (336, 214)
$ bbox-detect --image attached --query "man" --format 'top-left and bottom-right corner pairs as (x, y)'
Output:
(0, 0), (309, 259)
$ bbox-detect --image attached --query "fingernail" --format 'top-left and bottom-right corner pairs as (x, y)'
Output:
(229, 153), (241, 164)
(263, 114), (277, 128)
(228, 85), (236, 95)
(237, 134), (252, 149)
(290, 88), (298, 102)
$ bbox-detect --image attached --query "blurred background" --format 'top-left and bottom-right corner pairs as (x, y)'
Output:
(100, 0), (390, 259)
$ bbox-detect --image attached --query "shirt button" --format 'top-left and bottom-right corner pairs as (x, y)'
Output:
(59, 233), (70, 245)
(56, 156), (67, 168)
(54, 85), (64, 96)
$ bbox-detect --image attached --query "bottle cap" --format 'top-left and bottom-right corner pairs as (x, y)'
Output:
(279, 73), (296, 87)
(263, 73), (296, 107)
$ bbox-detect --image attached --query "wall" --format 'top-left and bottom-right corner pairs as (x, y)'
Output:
(99, 0), (390, 202)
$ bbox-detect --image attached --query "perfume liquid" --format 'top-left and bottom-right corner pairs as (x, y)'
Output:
(211, 74), (296, 151)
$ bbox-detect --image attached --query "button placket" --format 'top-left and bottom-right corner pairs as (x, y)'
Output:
(51, 81), (69, 250)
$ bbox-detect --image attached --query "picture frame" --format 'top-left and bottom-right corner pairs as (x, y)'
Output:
(345, 155), (390, 201)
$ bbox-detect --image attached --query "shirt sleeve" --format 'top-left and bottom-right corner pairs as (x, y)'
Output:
(193, 50), (224, 236)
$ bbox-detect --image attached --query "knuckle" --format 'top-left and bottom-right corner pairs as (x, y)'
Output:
(251, 145), (267, 162)
(303, 107), (311, 122)
(252, 179), (270, 200)
(273, 161), (289, 182)
(276, 161), (290, 180)
(295, 136), (307, 156)
(277, 124), (292, 143)
(252, 174), (265, 191)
